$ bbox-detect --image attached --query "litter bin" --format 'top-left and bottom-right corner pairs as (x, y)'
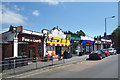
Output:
(16, 56), (22, 67)
(22, 56), (28, 66)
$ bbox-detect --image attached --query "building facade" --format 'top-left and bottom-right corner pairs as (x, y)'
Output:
(42, 27), (70, 59)
(70, 35), (81, 55)
(2, 26), (44, 60)
(81, 36), (94, 54)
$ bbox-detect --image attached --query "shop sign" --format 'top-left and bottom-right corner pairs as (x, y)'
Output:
(22, 37), (41, 43)
(48, 38), (60, 42)
(47, 36), (70, 46)
(82, 40), (94, 44)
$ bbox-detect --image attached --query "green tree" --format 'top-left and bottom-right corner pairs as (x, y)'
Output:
(76, 30), (86, 37)
(111, 26), (120, 47)
(65, 30), (86, 37)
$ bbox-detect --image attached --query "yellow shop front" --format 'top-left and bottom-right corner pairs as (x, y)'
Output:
(46, 36), (70, 59)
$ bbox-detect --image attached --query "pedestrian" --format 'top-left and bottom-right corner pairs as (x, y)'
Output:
(63, 50), (68, 59)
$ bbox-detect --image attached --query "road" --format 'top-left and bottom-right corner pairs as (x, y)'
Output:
(16, 54), (118, 78)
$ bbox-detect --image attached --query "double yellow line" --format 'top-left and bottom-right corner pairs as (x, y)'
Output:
(19, 68), (53, 78)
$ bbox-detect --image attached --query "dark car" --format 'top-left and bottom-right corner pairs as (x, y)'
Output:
(89, 50), (106, 60)
(116, 48), (120, 54)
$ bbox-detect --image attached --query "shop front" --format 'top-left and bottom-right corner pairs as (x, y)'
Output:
(18, 33), (44, 59)
(70, 35), (81, 56)
(46, 36), (70, 59)
(94, 40), (102, 50)
(81, 36), (94, 54)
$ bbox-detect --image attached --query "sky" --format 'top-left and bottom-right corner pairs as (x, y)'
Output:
(118, 1), (120, 26)
(1, 2), (118, 37)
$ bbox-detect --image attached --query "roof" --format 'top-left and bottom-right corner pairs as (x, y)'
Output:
(22, 29), (43, 36)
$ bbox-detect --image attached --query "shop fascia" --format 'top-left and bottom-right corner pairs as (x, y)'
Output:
(22, 37), (41, 43)
(81, 36), (94, 44)
(101, 39), (112, 44)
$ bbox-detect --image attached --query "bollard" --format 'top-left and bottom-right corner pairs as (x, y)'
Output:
(52, 56), (53, 65)
(36, 58), (37, 69)
(13, 60), (15, 74)
(63, 57), (65, 63)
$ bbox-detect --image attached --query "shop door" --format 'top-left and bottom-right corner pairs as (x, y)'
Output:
(55, 46), (61, 55)
(28, 47), (36, 59)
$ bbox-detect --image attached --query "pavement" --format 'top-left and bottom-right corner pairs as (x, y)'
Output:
(2, 54), (89, 78)
(15, 54), (118, 78)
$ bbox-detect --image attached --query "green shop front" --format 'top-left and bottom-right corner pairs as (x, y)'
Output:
(70, 35), (82, 56)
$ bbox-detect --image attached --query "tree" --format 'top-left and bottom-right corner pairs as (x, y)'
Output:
(111, 26), (120, 48)
(76, 30), (86, 37)
(65, 30), (86, 37)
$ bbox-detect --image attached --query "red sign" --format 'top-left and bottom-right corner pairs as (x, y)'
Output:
(107, 42), (110, 44)
(86, 40), (91, 43)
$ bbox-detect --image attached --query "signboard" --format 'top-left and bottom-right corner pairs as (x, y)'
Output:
(18, 34), (43, 43)
(82, 40), (94, 44)
(47, 36), (70, 46)
(22, 37), (41, 43)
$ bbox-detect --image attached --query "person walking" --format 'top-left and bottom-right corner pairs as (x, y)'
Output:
(63, 50), (68, 59)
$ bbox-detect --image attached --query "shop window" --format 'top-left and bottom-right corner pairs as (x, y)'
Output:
(18, 44), (27, 56)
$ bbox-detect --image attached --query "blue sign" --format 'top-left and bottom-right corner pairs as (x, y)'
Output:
(48, 38), (60, 42)
(82, 40), (94, 44)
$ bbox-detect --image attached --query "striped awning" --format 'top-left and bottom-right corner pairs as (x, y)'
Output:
(47, 43), (70, 47)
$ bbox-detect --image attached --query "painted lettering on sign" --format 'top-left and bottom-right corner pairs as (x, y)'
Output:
(22, 37), (41, 43)
(48, 38), (60, 42)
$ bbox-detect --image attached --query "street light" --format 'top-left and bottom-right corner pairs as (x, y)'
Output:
(104, 16), (115, 38)
(104, 16), (115, 48)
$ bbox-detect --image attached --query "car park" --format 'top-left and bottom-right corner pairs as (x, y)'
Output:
(101, 49), (110, 57)
(89, 50), (106, 60)
(108, 48), (116, 55)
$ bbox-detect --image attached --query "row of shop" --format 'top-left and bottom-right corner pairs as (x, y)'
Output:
(1, 26), (112, 60)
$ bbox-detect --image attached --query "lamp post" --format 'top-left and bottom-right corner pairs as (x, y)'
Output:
(104, 16), (115, 37)
(104, 16), (115, 48)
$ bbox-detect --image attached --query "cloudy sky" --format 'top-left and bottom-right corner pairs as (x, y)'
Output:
(1, 1), (118, 37)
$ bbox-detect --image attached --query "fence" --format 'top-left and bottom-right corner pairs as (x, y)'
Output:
(1, 55), (66, 75)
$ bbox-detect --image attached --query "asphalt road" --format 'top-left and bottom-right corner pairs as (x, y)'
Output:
(17, 54), (118, 78)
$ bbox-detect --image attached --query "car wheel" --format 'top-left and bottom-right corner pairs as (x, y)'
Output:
(104, 54), (106, 58)
(99, 56), (102, 60)
(106, 54), (108, 57)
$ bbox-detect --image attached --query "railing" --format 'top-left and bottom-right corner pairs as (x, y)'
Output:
(1, 55), (66, 75)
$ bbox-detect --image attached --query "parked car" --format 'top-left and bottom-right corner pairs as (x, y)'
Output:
(101, 49), (110, 57)
(89, 50), (106, 60)
(116, 48), (120, 54)
(108, 48), (116, 55)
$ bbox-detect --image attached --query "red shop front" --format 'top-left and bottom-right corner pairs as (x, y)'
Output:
(18, 33), (44, 59)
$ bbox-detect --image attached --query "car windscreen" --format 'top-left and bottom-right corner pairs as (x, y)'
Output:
(102, 50), (106, 52)
(108, 49), (112, 51)
(91, 51), (98, 54)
